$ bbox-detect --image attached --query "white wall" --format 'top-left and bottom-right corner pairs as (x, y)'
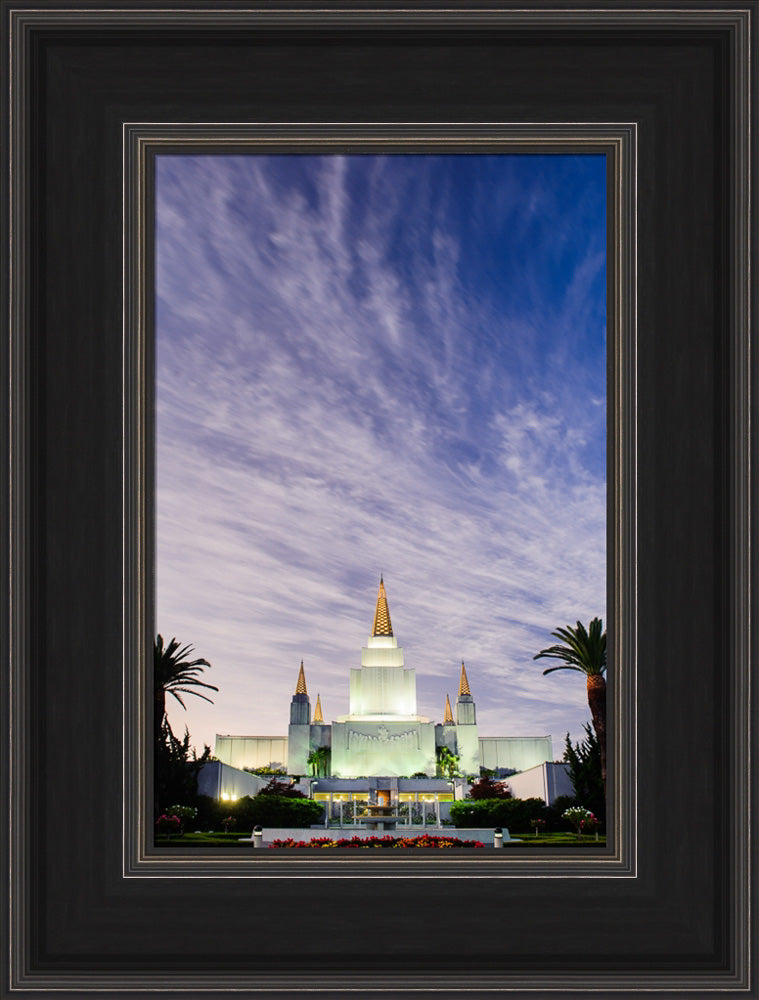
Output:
(198, 761), (269, 801)
(330, 720), (437, 777)
(287, 724), (310, 775)
(479, 736), (553, 772)
(505, 762), (574, 805)
(348, 665), (417, 717)
(456, 724), (480, 776)
(214, 735), (288, 771)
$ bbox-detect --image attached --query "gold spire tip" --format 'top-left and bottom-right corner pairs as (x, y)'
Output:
(458, 661), (471, 697)
(371, 577), (393, 637)
(295, 660), (307, 696)
(443, 693), (454, 724)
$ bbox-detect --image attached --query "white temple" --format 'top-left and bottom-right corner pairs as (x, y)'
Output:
(286, 578), (486, 777)
(213, 577), (553, 783)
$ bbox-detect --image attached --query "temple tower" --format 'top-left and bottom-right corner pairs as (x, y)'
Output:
(309, 692), (331, 769)
(287, 660), (311, 774)
(331, 577), (436, 777)
(313, 693), (324, 724)
(344, 576), (419, 719)
(435, 692), (458, 755)
(455, 661), (480, 775)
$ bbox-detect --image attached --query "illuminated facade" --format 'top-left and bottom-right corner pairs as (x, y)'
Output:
(216, 577), (553, 780)
(285, 578), (485, 777)
(330, 578), (435, 777)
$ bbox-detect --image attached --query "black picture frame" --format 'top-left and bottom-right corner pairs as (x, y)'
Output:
(3, 3), (753, 995)
(127, 122), (633, 875)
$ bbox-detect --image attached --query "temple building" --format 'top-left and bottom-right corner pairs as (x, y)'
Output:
(214, 577), (554, 781)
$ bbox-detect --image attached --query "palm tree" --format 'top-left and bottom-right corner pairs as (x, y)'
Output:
(307, 746), (331, 778)
(533, 617), (607, 790)
(436, 746), (461, 781)
(154, 634), (218, 740)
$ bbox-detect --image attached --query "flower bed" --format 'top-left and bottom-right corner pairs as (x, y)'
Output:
(269, 834), (485, 849)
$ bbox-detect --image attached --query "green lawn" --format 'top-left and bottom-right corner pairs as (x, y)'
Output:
(508, 832), (606, 846)
(156, 831), (257, 846)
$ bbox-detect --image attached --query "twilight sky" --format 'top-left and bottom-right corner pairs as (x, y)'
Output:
(155, 153), (607, 761)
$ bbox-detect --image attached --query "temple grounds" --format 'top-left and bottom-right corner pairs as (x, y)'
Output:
(156, 830), (606, 848)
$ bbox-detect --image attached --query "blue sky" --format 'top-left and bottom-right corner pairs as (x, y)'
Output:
(155, 153), (607, 760)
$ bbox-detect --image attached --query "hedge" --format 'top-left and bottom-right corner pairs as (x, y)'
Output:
(194, 794), (325, 830)
(449, 797), (550, 831)
(242, 796), (324, 828)
(448, 796), (606, 833)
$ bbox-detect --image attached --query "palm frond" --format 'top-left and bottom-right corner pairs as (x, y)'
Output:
(541, 664), (586, 675)
(164, 671), (218, 691)
(168, 690), (187, 710)
(168, 687), (216, 705)
(534, 617), (606, 676)
(154, 634), (217, 709)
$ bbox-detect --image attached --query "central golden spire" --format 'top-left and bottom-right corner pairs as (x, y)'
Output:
(371, 574), (393, 636)
(295, 660), (307, 695)
(458, 661), (471, 697)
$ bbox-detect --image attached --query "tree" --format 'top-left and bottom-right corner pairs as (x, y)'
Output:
(467, 776), (512, 800)
(436, 746), (460, 780)
(154, 634), (218, 740)
(563, 725), (605, 824)
(533, 617), (607, 790)
(258, 777), (306, 798)
(154, 635), (217, 820)
(307, 746), (331, 778)
(155, 720), (212, 815)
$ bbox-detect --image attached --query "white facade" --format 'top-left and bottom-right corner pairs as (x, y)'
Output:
(197, 760), (270, 801)
(479, 736), (554, 773)
(505, 762), (574, 805)
(331, 603), (437, 776)
(214, 578), (555, 784)
(455, 723), (480, 777)
(215, 735), (288, 771)
(341, 630), (420, 721)
(331, 719), (437, 777)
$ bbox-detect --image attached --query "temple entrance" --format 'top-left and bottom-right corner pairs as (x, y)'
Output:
(362, 787), (399, 831)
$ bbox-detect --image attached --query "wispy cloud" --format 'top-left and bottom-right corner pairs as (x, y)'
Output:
(156, 154), (607, 758)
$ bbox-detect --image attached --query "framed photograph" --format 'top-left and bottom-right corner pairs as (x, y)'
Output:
(4, 3), (752, 995)
(143, 131), (626, 862)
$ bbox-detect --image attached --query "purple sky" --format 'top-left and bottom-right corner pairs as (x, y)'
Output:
(155, 153), (607, 760)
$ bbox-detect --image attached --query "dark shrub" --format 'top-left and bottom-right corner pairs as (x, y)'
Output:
(563, 726), (606, 825)
(194, 794), (221, 830)
(194, 793), (323, 831)
(542, 794), (578, 831)
(258, 777), (307, 798)
(467, 776), (512, 800)
(450, 797), (549, 832)
(233, 794), (324, 829)
(155, 722), (211, 817)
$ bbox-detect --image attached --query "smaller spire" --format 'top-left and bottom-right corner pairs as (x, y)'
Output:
(313, 693), (323, 724)
(295, 660), (307, 696)
(443, 693), (454, 724)
(458, 661), (471, 697)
